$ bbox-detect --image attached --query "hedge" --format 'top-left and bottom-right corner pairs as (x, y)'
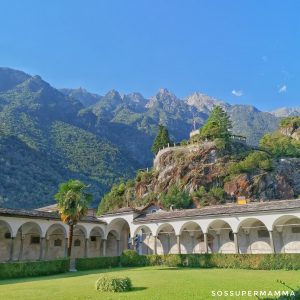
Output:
(0, 259), (69, 279)
(76, 256), (120, 271)
(120, 251), (300, 270)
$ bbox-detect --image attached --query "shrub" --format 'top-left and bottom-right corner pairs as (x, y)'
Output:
(95, 275), (132, 292)
(228, 151), (273, 175)
(160, 185), (192, 209)
(76, 256), (120, 271)
(0, 259), (69, 279)
(214, 138), (226, 150)
(120, 250), (148, 267)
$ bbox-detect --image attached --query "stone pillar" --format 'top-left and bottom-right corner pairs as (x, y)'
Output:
(84, 238), (88, 258)
(99, 238), (102, 257)
(40, 237), (45, 260)
(176, 235), (181, 254)
(102, 239), (107, 256)
(44, 238), (49, 260)
(9, 237), (15, 261)
(204, 233), (208, 254)
(234, 233), (239, 254)
(116, 240), (120, 256)
(19, 234), (24, 261)
(269, 230), (275, 253)
(65, 238), (68, 257)
(154, 236), (157, 255)
(216, 233), (221, 253)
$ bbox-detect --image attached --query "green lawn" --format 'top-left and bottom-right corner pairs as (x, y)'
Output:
(0, 267), (299, 300)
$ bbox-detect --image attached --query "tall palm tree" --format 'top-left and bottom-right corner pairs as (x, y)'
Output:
(55, 179), (92, 257)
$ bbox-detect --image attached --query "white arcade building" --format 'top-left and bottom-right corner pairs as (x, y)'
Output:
(0, 199), (300, 262)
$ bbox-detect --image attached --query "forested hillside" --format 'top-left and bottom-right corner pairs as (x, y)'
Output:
(0, 67), (294, 209)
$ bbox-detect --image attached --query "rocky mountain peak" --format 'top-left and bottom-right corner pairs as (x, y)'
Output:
(146, 88), (179, 108)
(185, 92), (229, 114)
(271, 107), (300, 117)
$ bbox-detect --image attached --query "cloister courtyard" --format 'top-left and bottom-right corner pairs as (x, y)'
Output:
(0, 267), (299, 300)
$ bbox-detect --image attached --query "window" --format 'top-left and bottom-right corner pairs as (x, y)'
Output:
(228, 231), (234, 241)
(258, 230), (269, 238)
(74, 239), (81, 247)
(4, 232), (11, 239)
(54, 239), (62, 247)
(292, 227), (300, 233)
(90, 236), (97, 242)
(30, 236), (40, 244)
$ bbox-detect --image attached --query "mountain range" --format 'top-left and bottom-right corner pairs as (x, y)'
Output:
(0, 67), (299, 209)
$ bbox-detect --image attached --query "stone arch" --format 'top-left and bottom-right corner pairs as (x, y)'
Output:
(72, 225), (86, 258)
(133, 225), (154, 255)
(237, 218), (271, 254)
(45, 224), (67, 260)
(15, 221), (43, 261)
(179, 221), (203, 254)
(272, 215), (300, 253)
(207, 219), (234, 253)
(106, 218), (131, 256)
(0, 220), (13, 261)
(88, 226), (105, 258)
(156, 223), (177, 254)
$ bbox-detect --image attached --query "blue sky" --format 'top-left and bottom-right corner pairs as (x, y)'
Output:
(0, 0), (299, 111)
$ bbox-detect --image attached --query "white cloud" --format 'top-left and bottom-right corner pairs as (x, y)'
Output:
(278, 85), (287, 93)
(231, 89), (243, 97)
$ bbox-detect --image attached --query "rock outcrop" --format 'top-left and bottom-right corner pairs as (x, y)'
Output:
(136, 142), (300, 203)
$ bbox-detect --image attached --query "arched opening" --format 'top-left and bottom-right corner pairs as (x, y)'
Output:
(207, 220), (234, 253)
(71, 225), (86, 258)
(179, 222), (203, 254)
(238, 218), (271, 254)
(45, 224), (67, 260)
(106, 218), (131, 256)
(133, 225), (153, 255)
(156, 224), (176, 254)
(89, 227), (104, 257)
(273, 215), (300, 253)
(106, 230), (119, 256)
(15, 222), (42, 261)
(0, 220), (13, 261)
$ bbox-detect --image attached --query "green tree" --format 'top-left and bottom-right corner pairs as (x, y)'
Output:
(55, 179), (92, 258)
(151, 125), (172, 154)
(160, 185), (192, 209)
(199, 106), (232, 141)
(260, 132), (300, 158)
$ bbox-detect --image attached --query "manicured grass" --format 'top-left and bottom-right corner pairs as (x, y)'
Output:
(0, 267), (299, 300)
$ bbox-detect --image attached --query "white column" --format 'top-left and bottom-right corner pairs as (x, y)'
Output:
(204, 233), (208, 254)
(102, 239), (107, 256)
(84, 238), (88, 258)
(269, 230), (275, 253)
(154, 236), (157, 255)
(9, 237), (15, 261)
(176, 235), (181, 254)
(234, 233), (239, 254)
(39, 237), (45, 260)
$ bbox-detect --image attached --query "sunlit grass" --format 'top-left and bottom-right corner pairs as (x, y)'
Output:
(0, 267), (299, 300)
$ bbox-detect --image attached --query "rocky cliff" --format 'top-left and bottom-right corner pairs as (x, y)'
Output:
(144, 143), (300, 202)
